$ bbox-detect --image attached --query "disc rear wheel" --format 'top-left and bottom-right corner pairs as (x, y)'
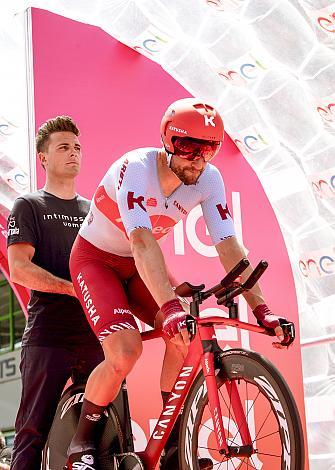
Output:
(42, 383), (124, 470)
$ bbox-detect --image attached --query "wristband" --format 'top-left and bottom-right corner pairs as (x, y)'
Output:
(161, 298), (184, 318)
(253, 303), (271, 321)
(253, 303), (280, 329)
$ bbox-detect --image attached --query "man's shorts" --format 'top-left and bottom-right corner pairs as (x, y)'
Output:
(70, 235), (160, 343)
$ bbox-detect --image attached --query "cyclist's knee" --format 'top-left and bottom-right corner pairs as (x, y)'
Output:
(102, 329), (142, 375)
(105, 351), (138, 379)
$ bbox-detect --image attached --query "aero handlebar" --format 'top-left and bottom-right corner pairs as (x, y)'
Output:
(175, 258), (268, 308)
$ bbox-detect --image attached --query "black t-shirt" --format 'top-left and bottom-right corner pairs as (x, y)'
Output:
(7, 190), (99, 347)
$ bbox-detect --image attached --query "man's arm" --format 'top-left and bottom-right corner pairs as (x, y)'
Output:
(129, 229), (174, 306)
(216, 236), (265, 309)
(8, 243), (75, 296)
(129, 228), (189, 346)
(216, 236), (286, 346)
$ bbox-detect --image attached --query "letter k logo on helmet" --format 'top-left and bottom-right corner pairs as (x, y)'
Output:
(204, 114), (215, 127)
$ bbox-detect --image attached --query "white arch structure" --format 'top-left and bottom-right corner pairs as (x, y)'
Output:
(0, 1), (334, 467)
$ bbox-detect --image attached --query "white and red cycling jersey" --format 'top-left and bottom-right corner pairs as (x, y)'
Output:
(80, 148), (235, 255)
(71, 148), (235, 341)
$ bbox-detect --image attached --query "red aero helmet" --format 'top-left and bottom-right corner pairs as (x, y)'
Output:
(160, 98), (224, 154)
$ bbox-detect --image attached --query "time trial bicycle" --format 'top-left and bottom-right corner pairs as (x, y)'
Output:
(42, 258), (304, 470)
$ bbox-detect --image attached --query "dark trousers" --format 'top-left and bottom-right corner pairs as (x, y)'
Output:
(10, 344), (103, 470)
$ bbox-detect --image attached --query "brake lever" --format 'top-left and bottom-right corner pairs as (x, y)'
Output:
(259, 321), (295, 348)
(186, 316), (196, 342)
(280, 322), (295, 347)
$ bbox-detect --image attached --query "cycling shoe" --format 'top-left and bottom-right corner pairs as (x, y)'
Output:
(64, 449), (98, 470)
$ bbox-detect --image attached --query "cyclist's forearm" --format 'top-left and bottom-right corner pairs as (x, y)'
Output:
(216, 237), (266, 310)
(130, 230), (175, 307)
(241, 281), (265, 309)
(220, 256), (265, 308)
(10, 260), (75, 296)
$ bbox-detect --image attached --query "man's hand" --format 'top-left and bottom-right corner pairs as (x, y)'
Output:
(253, 304), (295, 349)
(65, 281), (77, 298)
(161, 299), (190, 347)
(8, 243), (79, 296)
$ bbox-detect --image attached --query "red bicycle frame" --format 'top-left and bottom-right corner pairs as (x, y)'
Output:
(137, 316), (267, 469)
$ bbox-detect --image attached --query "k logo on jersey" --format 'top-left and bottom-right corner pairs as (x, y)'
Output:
(216, 203), (232, 220)
(127, 192), (146, 212)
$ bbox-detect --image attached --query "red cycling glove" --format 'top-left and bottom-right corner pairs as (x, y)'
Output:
(253, 304), (282, 329)
(161, 299), (187, 339)
(253, 304), (295, 347)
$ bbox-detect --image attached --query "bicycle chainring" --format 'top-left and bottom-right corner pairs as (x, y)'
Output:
(115, 452), (144, 470)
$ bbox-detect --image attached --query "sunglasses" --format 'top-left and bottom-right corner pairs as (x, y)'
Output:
(173, 137), (221, 162)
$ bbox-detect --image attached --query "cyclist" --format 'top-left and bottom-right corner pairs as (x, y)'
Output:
(65, 98), (294, 470)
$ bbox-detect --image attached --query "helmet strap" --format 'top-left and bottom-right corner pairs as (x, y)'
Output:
(165, 151), (173, 168)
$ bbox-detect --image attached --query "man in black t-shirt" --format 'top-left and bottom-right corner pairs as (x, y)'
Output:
(7, 116), (103, 470)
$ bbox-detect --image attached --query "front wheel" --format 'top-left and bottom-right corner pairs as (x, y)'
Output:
(179, 348), (305, 470)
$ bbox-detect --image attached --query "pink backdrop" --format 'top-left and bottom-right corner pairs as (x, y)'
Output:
(32, 8), (308, 461)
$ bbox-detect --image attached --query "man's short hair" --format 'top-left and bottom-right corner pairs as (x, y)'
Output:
(36, 116), (80, 153)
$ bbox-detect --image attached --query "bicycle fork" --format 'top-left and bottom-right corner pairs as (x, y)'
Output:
(200, 324), (254, 458)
